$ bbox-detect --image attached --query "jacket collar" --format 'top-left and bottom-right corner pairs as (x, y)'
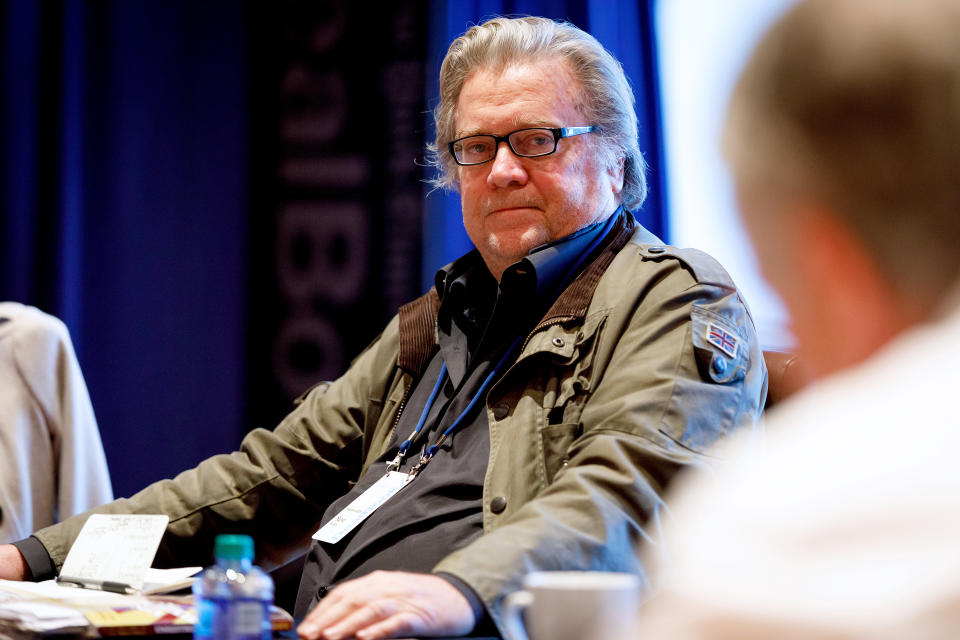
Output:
(397, 209), (638, 376)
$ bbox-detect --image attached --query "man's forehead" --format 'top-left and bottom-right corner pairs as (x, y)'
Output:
(453, 59), (585, 137)
(455, 115), (556, 138)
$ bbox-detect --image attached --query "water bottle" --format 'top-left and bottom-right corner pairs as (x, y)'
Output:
(193, 534), (274, 640)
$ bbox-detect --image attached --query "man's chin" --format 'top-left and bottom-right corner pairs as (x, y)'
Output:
(485, 231), (549, 264)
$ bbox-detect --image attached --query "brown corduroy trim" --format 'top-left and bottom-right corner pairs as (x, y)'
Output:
(397, 288), (440, 375)
(396, 210), (637, 376)
(539, 210), (636, 322)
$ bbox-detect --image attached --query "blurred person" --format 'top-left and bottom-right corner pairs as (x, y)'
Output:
(0, 17), (766, 640)
(636, 0), (960, 637)
(0, 302), (113, 543)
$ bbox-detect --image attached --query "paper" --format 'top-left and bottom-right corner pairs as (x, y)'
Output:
(58, 514), (170, 592)
(0, 579), (132, 604)
(0, 579), (130, 633)
(87, 609), (163, 626)
(85, 599), (197, 630)
(0, 599), (88, 633)
(141, 567), (202, 595)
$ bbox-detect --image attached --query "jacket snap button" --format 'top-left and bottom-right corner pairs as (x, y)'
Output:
(490, 496), (507, 513)
(712, 356), (728, 375)
(492, 402), (509, 420)
(552, 337), (565, 348)
(648, 246), (665, 254)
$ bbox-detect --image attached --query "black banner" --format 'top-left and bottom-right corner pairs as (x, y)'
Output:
(246, 0), (428, 431)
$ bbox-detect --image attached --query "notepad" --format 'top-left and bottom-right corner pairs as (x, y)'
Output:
(56, 514), (171, 594)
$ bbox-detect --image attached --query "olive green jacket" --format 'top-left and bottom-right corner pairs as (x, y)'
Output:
(33, 212), (766, 634)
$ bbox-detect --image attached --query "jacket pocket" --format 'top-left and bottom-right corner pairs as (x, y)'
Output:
(538, 422), (581, 485)
(549, 313), (606, 413)
(690, 305), (748, 384)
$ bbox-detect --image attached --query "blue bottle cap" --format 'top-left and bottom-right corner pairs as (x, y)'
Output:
(214, 534), (254, 560)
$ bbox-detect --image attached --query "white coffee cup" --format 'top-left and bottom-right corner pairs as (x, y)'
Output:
(502, 571), (641, 640)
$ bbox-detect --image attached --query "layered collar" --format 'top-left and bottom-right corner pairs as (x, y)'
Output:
(398, 208), (637, 376)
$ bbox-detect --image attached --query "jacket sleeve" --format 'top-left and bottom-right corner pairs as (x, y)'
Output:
(432, 247), (768, 634)
(22, 311), (115, 519)
(32, 316), (403, 573)
(0, 304), (113, 545)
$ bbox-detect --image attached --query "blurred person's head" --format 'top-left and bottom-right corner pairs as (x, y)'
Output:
(429, 17), (646, 278)
(724, 0), (960, 377)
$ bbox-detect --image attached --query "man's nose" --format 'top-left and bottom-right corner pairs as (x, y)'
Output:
(486, 141), (528, 188)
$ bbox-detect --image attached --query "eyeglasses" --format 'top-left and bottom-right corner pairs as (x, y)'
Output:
(448, 126), (597, 166)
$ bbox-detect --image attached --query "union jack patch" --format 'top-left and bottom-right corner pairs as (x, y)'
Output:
(706, 323), (739, 359)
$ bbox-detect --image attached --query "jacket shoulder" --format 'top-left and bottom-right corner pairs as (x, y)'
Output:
(0, 302), (70, 346)
(631, 240), (738, 291)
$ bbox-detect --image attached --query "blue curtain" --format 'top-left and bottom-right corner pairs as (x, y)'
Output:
(421, 0), (667, 287)
(0, 1), (249, 498)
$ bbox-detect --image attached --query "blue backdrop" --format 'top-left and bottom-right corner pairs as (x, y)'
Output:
(1, 1), (248, 498)
(0, 0), (665, 501)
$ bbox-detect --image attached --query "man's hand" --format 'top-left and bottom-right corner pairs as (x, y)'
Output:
(0, 545), (28, 580)
(296, 571), (477, 640)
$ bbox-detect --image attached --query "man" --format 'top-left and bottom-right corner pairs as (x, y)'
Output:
(0, 17), (765, 640)
(0, 302), (113, 543)
(635, 0), (960, 637)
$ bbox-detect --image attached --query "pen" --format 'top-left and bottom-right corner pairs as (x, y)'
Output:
(57, 575), (138, 595)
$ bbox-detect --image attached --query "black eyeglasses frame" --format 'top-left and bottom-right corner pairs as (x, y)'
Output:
(447, 126), (598, 166)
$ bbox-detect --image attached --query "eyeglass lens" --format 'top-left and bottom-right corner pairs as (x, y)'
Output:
(453, 128), (557, 164)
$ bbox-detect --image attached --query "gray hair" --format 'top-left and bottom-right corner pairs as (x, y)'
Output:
(724, 0), (960, 303)
(428, 16), (647, 211)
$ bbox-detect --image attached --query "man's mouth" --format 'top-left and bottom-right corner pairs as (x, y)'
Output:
(489, 204), (541, 214)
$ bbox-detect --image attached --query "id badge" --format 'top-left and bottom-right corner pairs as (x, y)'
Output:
(313, 471), (414, 545)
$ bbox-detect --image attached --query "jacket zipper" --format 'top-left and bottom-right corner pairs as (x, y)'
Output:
(389, 380), (412, 441)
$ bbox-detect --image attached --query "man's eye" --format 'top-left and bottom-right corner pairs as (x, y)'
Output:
(513, 131), (553, 152)
(467, 141), (490, 154)
(529, 134), (550, 147)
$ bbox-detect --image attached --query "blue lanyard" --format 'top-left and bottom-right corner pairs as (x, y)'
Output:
(386, 211), (619, 477)
(386, 334), (523, 476)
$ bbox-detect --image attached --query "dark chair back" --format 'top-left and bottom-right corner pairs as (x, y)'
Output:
(762, 350), (811, 411)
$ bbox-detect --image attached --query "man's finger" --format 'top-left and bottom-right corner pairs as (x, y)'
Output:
(354, 612), (420, 640)
(297, 587), (392, 640)
(297, 593), (360, 639)
(321, 600), (396, 640)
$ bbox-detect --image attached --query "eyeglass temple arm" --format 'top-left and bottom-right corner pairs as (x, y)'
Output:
(558, 126), (596, 137)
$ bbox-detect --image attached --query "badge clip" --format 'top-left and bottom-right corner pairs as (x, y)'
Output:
(385, 454), (403, 473)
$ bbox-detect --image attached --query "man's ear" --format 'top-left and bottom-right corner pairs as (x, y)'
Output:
(608, 155), (625, 196)
(798, 210), (889, 305)
(793, 208), (911, 374)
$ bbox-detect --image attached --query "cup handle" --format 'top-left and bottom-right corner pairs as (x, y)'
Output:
(502, 589), (534, 640)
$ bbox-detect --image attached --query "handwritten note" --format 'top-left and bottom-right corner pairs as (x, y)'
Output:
(58, 514), (170, 591)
